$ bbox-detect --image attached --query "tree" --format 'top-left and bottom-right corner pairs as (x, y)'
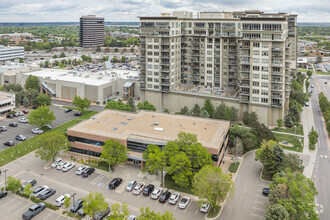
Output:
(179, 106), (190, 115)
(142, 145), (166, 186)
(242, 111), (259, 126)
(191, 104), (201, 116)
(276, 119), (283, 128)
(35, 132), (70, 162)
(114, 48), (119, 53)
(280, 153), (304, 173)
(96, 45), (101, 52)
(305, 80), (310, 90)
(193, 166), (233, 209)
(138, 207), (175, 220)
(137, 101), (156, 111)
(107, 203), (129, 220)
(316, 55), (322, 63)
(59, 52), (66, 58)
(252, 123), (276, 144)
(121, 56), (127, 63)
(128, 97), (136, 112)
(105, 100), (132, 111)
(307, 70), (312, 77)
(39, 61), (44, 68)
(23, 97), (30, 107)
(255, 140), (279, 178)
(230, 106), (238, 122)
(72, 96), (91, 113)
(200, 109), (210, 118)
(25, 88), (39, 105)
(308, 127), (319, 149)
(27, 105), (56, 127)
(64, 195), (71, 208)
(23, 183), (33, 196)
(6, 176), (22, 192)
(100, 139), (128, 171)
(229, 124), (257, 152)
(202, 99), (214, 117)
(284, 115), (294, 127)
(82, 192), (108, 219)
(25, 75), (40, 91)
(265, 203), (289, 220)
(36, 94), (51, 106)
(233, 137), (243, 158)
(53, 54), (58, 59)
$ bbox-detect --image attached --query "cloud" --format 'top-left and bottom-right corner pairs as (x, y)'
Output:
(0, 0), (328, 22)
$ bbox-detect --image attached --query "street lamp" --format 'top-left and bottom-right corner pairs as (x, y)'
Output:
(162, 170), (166, 187)
(4, 169), (8, 189)
(71, 193), (76, 207)
(294, 125), (297, 135)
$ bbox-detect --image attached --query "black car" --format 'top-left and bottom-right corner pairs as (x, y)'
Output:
(143, 184), (155, 196)
(9, 122), (18, 127)
(6, 114), (14, 119)
(263, 188), (270, 196)
(65, 109), (73, 113)
(109, 178), (123, 189)
(82, 167), (95, 178)
(74, 112), (82, 116)
(70, 198), (83, 213)
(38, 188), (56, 200)
(21, 179), (37, 190)
(0, 190), (7, 199)
(159, 191), (171, 203)
(4, 141), (15, 147)
(32, 105), (39, 109)
(94, 207), (110, 220)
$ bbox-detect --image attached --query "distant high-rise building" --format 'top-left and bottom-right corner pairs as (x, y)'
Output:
(79, 15), (104, 48)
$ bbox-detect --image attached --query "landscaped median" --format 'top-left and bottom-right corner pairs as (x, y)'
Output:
(0, 110), (97, 167)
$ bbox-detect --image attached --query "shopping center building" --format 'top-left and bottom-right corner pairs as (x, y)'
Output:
(67, 110), (230, 167)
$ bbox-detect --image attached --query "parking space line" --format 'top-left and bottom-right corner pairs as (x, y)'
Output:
(251, 213), (265, 219)
(184, 202), (191, 213)
(43, 212), (54, 220)
(14, 204), (30, 214)
(1, 197), (16, 207)
(194, 208), (199, 215)
(8, 200), (23, 211)
(256, 195), (268, 199)
(254, 200), (264, 204)
(90, 175), (104, 184)
(55, 215), (62, 220)
(253, 207), (266, 212)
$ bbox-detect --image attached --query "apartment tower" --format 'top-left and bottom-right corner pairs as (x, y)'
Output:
(79, 15), (105, 48)
(139, 11), (297, 125)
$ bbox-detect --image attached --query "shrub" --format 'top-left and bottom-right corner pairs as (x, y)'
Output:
(80, 159), (84, 164)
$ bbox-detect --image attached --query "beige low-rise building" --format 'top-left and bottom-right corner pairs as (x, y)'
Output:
(0, 91), (15, 116)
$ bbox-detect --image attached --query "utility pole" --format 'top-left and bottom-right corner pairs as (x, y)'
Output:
(72, 193), (76, 207)
(4, 169), (8, 189)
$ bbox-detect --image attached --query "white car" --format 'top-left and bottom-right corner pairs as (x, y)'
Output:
(126, 180), (137, 192)
(150, 188), (163, 200)
(57, 161), (68, 170)
(31, 185), (49, 197)
(178, 196), (190, 209)
(62, 163), (75, 172)
(127, 215), (136, 220)
(132, 182), (145, 195)
(200, 202), (211, 213)
(17, 111), (24, 116)
(169, 192), (180, 205)
(76, 165), (89, 175)
(51, 158), (63, 168)
(31, 128), (44, 134)
(54, 194), (71, 207)
(18, 118), (29, 123)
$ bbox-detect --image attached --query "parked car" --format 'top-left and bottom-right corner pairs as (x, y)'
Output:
(51, 158), (63, 168)
(0, 126), (7, 132)
(0, 190), (7, 199)
(94, 207), (110, 220)
(200, 202), (211, 213)
(126, 180), (137, 192)
(22, 202), (46, 220)
(32, 105), (39, 109)
(16, 135), (27, 141)
(70, 198), (83, 213)
(57, 161), (69, 170)
(82, 167), (95, 178)
(76, 165), (89, 175)
(77, 208), (86, 217)
(9, 122), (17, 127)
(151, 188), (162, 200)
(23, 110), (29, 114)
(41, 124), (53, 130)
(6, 114), (14, 119)
(133, 182), (145, 195)
(31, 128), (44, 134)
(18, 118), (29, 123)
(109, 178), (122, 189)
(169, 192), (180, 205)
(74, 112), (82, 116)
(305, 102), (309, 107)
(178, 196), (190, 209)
(14, 112), (19, 117)
(21, 179), (37, 190)
(263, 188), (270, 196)
(39, 188), (56, 200)
(4, 141), (15, 147)
(64, 109), (73, 113)
(159, 190), (171, 203)
(143, 184), (155, 196)
(31, 185), (49, 197)
(54, 194), (71, 207)
(17, 111), (24, 116)
(127, 215), (136, 220)
(62, 163), (75, 172)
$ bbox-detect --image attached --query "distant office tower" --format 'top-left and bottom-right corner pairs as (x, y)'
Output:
(139, 11), (297, 125)
(79, 15), (104, 48)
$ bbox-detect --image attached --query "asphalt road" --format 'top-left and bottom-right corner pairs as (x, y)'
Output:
(52, 99), (105, 112)
(310, 75), (330, 219)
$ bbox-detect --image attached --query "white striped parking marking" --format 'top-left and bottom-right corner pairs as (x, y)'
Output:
(254, 201), (264, 204)
(8, 200), (23, 211)
(1, 197), (16, 207)
(194, 208), (199, 215)
(90, 175), (104, 185)
(253, 207), (266, 212)
(251, 213), (265, 219)
(43, 212), (54, 220)
(184, 202), (190, 213)
(14, 204), (30, 214)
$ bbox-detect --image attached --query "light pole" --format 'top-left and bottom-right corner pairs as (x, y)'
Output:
(294, 125), (297, 135)
(4, 169), (8, 190)
(162, 170), (166, 187)
(71, 193), (76, 207)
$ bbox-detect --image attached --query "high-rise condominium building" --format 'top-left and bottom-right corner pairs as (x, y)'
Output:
(79, 15), (105, 48)
(139, 11), (297, 125)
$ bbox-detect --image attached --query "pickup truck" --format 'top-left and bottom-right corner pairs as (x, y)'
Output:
(22, 202), (46, 220)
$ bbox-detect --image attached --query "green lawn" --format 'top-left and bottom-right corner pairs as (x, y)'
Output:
(164, 174), (194, 195)
(207, 206), (221, 218)
(313, 65), (330, 75)
(0, 111), (97, 167)
(229, 162), (240, 173)
(272, 124), (304, 135)
(274, 133), (304, 152)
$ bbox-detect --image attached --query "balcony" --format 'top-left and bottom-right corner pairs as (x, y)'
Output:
(240, 61), (250, 65)
(161, 56), (170, 59)
(271, 71), (283, 75)
(192, 53), (200, 57)
(272, 63), (283, 67)
(271, 94), (283, 99)
(271, 101), (283, 107)
(161, 69), (170, 73)
(272, 47), (283, 51)
(241, 69), (250, 72)
(271, 86), (283, 91)
(240, 83), (250, 88)
(240, 96), (250, 103)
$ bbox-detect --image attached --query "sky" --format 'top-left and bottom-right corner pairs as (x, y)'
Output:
(0, 0), (329, 22)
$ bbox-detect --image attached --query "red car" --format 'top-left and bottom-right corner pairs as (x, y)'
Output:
(22, 110), (29, 114)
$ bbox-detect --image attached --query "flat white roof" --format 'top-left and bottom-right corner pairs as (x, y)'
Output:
(22, 69), (139, 86)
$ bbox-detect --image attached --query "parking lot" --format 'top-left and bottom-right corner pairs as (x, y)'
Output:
(0, 105), (77, 151)
(0, 152), (207, 220)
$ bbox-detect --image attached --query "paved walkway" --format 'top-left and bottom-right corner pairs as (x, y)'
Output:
(271, 130), (304, 138)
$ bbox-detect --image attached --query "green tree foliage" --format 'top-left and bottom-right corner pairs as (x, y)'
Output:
(137, 101), (156, 111)
(252, 123), (276, 144)
(229, 124), (257, 152)
(36, 94), (51, 106)
(23, 183), (33, 196)
(138, 207), (175, 220)
(107, 203), (129, 220)
(179, 106), (190, 115)
(307, 70), (312, 77)
(81, 55), (92, 62)
(6, 176), (22, 192)
(100, 139), (128, 171)
(82, 192), (108, 219)
(213, 103), (238, 121)
(121, 56), (127, 63)
(96, 46), (101, 52)
(167, 152), (193, 187)
(53, 54), (58, 59)
(265, 203), (289, 220)
(1, 83), (23, 93)
(242, 111), (259, 126)
(35, 132), (70, 162)
(72, 96), (91, 113)
(128, 97), (136, 112)
(255, 140), (280, 178)
(25, 88), (39, 105)
(39, 61), (44, 68)
(233, 136), (243, 157)
(24, 75), (40, 91)
(280, 153), (304, 174)
(64, 196), (71, 208)
(105, 100), (132, 112)
(142, 145), (166, 185)
(316, 55), (322, 63)
(23, 97), (30, 107)
(284, 115), (294, 127)
(277, 119), (283, 128)
(59, 52), (66, 58)
(191, 104), (201, 116)
(192, 166), (233, 208)
(202, 99), (214, 117)
(44, 60), (50, 68)
(27, 105), (56, 127)
(308, 127), (319, 149)
(200, 109), (210, 118)
(318, 92), (330, 136)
